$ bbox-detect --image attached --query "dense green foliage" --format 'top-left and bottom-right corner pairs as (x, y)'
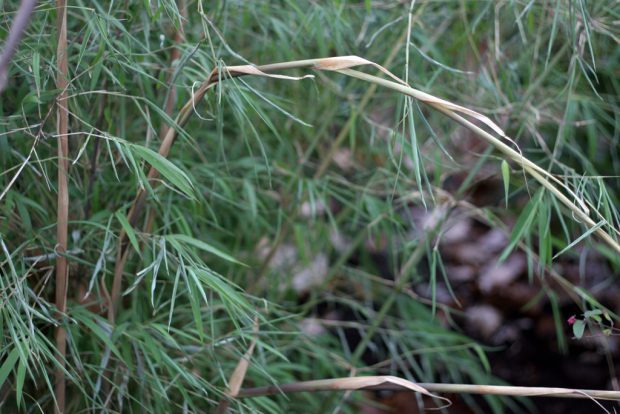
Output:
(1, 1), (619, 412)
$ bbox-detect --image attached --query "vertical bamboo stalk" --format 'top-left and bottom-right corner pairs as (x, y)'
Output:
(54, 0), (69, 412)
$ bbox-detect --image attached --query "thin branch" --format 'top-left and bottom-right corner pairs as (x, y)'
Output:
(0, 0), (37, 92)
(238, 377), (453, 404)
(54, 0), (69, 412)
(83, 88), (107, 219)
(237, 379), (620, 402)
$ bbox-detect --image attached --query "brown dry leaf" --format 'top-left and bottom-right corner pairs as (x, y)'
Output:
(237, 375), (451, 408)
(215, 319), (260, 414)
(222, 64), (315, 82)
(214, 55), (510, 144)
(310, 54), (510, 138)
(314, 56), (505, 135)
(312, 55), (407, 86)
(401, 84), (509, 138)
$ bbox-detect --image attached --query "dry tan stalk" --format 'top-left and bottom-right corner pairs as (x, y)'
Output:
(421, 383), (620, 401)
(236, 376), (450, 404)
(54, 0), (69, 412)
(221, 57), (620, 256)
(237, 379), (620, 403)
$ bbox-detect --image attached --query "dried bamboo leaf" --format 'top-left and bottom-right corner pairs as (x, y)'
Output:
(237, 375), (451, 408)
(215, 319), (260, 414)
(222, 64), (315, 81)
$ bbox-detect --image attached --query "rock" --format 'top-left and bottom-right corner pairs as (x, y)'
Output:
(442, 218), (473, 244)
(478, 228), (508, 252)
(292, 253), (329, 293)
(445, 264), (476, 282)
(478, 253), (526, 293)
(466, 305), (503, 339)
(333, 148), (354, 171)
(300, 318), (326, 337)
(300, 199), (327, 218)
(257, 240), (329, 294)
(329, 228), (351, 253)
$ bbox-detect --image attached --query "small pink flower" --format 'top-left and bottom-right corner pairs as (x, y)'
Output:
(567, 315), (577, 326)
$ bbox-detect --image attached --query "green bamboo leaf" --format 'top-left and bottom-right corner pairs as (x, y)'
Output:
(115, 211), (141, 255)
(548, 291), (567, 353)
(78, 315), (122, 360)
(89, 53), (104, 90)
(473, 344), (491, 373)
(501, 160), (510, 207)
(243, 180), (258, 218)
(15, 358), (26, 409)
(167, 266), (182, 331)
(499, 189), (543, 262)
(130, 144), (195, 199)
(166, 234), (243, 265)
(32, 52), (41, 97)
(553, 220), (606, 260)
(430, 247), (437, 317)
(0, 347), (19, 389)
(180, 267), (205, 341)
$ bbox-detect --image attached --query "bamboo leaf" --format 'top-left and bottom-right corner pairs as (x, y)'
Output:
(553, 220), (606, 260)
(0, 347), (20, 390)
(501, 160), (510, 208)
(166, 234), (243, 265)
(130, 144), (195, 199)
(15, 357), (26, 409)
(499, 189), (543, 262)
(115, 211), (141, 255)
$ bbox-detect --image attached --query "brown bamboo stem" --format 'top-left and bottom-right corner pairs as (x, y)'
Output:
(54, 0), (69, 412)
